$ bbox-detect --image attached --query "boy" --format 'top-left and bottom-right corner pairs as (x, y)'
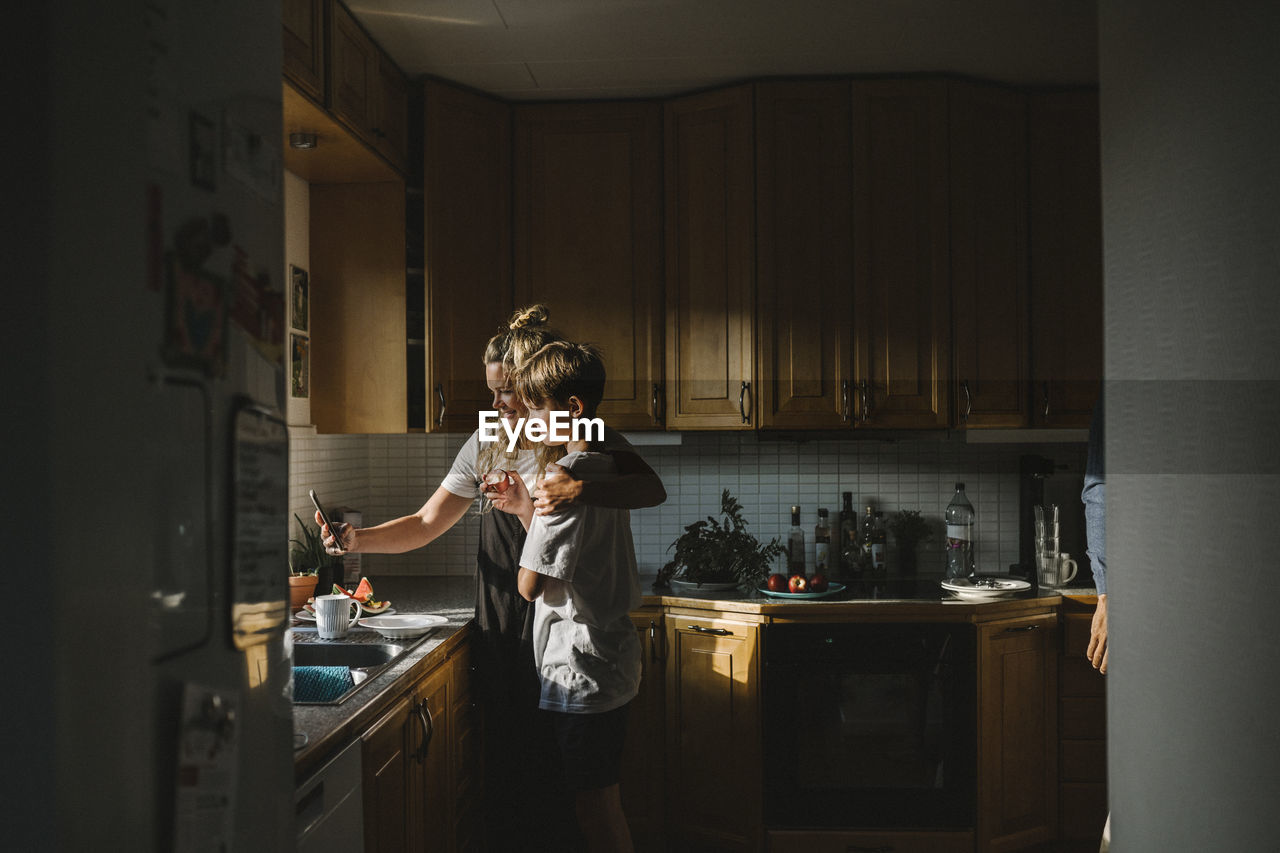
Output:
(505, 340), (641, 853)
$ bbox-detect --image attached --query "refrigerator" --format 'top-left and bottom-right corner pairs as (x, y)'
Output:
(10, 2), (295, 850)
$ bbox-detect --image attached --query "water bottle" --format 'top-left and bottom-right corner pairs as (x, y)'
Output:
(945, 482), (975, 579)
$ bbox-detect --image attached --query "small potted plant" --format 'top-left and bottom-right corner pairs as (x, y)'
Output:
(288, 514), (339, 610)
(887, 509), (933, 576)
(656, 489), (786, 591)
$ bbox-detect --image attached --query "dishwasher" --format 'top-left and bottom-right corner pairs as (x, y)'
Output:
(295, 738), (364, 852)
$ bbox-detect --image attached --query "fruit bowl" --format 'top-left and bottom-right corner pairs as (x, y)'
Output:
(757, 582), (846, 600)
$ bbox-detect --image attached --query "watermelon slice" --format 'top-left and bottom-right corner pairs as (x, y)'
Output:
(334, 578), (390, 613)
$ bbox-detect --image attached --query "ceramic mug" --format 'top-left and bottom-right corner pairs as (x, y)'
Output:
(314, 593), (361, 639)
(1056, 553), (1078, 586)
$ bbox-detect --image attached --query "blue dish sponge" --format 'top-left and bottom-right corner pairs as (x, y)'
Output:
(293, 666), (355, 703)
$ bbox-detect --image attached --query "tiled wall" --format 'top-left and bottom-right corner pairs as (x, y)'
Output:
(290, 430), (1086, 578)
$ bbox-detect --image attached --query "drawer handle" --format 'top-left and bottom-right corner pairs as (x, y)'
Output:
(1002, 624), (1040, 634)
(687, 624), (732, 636)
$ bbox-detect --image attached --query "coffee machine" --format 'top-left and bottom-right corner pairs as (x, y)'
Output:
(1015, 453), (1092, 593)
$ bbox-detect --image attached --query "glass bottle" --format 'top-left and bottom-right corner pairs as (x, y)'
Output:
(857, 505), (875, 574)
(871, 511), (887, 578)
(814, 508), (831, 574)
(788, 505), (806, 576)
(945, 482), (976, 579)
(838, 492), (857, 579)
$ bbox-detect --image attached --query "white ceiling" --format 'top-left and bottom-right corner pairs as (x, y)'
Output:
(349, 0), (1098, 101)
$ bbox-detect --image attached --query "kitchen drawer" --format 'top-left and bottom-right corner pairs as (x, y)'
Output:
(1060, 738), (1106, 782)
(767, 829), (973, 853)
(1060, 782), (1108, 840)
(1060, 695), (1106, 740)
(1059, 656), (1106, 697)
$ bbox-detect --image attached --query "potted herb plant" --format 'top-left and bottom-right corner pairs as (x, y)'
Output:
(656, 489), (786, 590)
(887, 509), (933, 576)
(288, 513), (339, 609)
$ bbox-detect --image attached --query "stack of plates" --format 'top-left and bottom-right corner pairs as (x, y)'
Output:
(940, 577), (1031, 600)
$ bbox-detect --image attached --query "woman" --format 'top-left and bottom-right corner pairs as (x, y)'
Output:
(318, 305), (665, 849)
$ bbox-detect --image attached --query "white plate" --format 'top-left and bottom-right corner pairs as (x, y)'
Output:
(358, 614), (448, 639)
(295, 607), (395, 621)
(670, 579), (741, 592)
(940, 577), (1031, 599)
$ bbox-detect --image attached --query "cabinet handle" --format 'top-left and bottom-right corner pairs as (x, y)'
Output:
(435, 384), (446, 427)
(649, 620), (659, 662)
(652, 384), (662, 425)
(1002, 624), (1040, 634)
(1042, 381), (1051, 419)
(841, 379), (852, 422)
(961, 379), (973, 422)
(738, 381), (751, 424)
(415, 698), (434, 762)
(858, 379), (871, 423)
(687, 624), (732, 636)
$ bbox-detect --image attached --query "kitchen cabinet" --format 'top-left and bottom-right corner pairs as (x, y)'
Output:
(665, 610), (764, 851)
(664, 85), (756, 430)
(852, 79), (952, 428)
(422, 80), (513, 432)
(514, 101), (665, 430)
(1029, 91), (1103, 428)
(283, 0), (324, 103)
(620, 607), (666, 850)
(310, 181), (407, 433)
(755, 81), (854, 429)
(329, 0), (409, 174)
(951, 81), (1030, 428)
(977, 612), (1058, 852)
(1058, 598), (1108, 851)
(449, 640), (481, 851)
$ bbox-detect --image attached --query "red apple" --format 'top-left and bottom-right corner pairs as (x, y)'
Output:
(482, 469), (512, 494)
(766, 573), (788, 592)
(788, 574), (808, 593)
(809, 573), (829, 593)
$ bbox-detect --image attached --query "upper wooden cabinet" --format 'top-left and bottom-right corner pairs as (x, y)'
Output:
(282, 0), (325, 102)
(852, 79), (952, 429)
(1029, 91), (1103, 428)
(755, 81), (854, 429)
(327, 1), (409, 173)
(950, 81), (1030, 428)
(423, 80), (513, 432)
(514, 101), (665, 430)
(665, 85), (757, 430)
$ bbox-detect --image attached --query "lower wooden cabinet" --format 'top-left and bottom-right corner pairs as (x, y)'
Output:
(665, 611), (764, 852)
(621, 607), (667, 851)
(1058, 600), (1108, 850)
(768, 828), (974, 853)
(977, 612), (1058, 852)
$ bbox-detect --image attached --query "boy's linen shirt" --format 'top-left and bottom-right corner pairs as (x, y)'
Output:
(519, 450), (642, 713)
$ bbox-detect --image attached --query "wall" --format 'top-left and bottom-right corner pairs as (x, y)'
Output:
(290, 430), (1086, 579)
(1100, 1), (1280, 850)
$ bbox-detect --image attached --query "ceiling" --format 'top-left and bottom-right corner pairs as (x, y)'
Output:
(349, 0), (1098, 101)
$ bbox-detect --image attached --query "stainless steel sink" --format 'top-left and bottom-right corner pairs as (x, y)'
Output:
(291, 631), (414, 705)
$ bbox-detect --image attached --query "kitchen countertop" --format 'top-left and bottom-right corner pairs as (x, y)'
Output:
(292, 573), (1096, 779)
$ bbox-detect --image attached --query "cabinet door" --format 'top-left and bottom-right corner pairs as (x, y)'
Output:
(951, 82), (1030, 428)
(665, 85), (756, 430)
(310, 181), (407, 433)
(423, 80), (513, 431)
(756, 81), (854, 429)
(514, 102), (664, 429)
(620, 608), (666, 850)
(852, 79), (952, 428)
(362, 693), (419, 853)
(372, 56), (409, 173)
(666, 613), (762, 851)
(450, 642), (482, 852)
(417, 663), (453, 853)
(1029, 92), (1102, 427)
(282, 0), (324, 102)
(977, 613), (1058, 853)
(329, 2), (375, 134)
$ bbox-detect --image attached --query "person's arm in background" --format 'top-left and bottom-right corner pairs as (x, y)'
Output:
(535, 449), (666, 514)
(320, 486), (473, 555)
(1082, 395), (1108, 674)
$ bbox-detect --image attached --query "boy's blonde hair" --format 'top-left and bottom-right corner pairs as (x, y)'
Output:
(510, 341), (607, 417)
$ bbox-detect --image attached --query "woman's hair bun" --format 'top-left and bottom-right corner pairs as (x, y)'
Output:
(509, 304), (550, 330)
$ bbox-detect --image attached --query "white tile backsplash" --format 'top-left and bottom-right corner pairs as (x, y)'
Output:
(290, 430), (1085, 579)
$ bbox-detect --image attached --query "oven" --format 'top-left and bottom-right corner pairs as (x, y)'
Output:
(762, 621), (976, 830)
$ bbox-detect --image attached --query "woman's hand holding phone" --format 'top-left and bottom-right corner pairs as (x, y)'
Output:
(314, 510), (355, 554)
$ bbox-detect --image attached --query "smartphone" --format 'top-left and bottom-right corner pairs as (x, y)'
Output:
(309, 489), (344, 553)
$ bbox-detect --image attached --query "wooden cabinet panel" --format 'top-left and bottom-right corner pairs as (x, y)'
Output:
(665, 612), (762, 851)
(621, 608), (666, 851)
(362, 693), (417, 853)
(951, 81), (1030, 428)
(329, 2), (375, 133)
(514, 101), (664, 429)
(450, 643), (481, 852)
(978, 613), (1057, 853)
(1029, 91), (1102, 427)
(768, 828), (974, 853)
(417, 663), (453, 852)
(423, 80), (513, 432)
(852, 79), (952, 428)
(665, 85), (756, 430)
(372, 58), (409, 173)
(310, 181), (407, 433)
(282, 0), (324, 102)
(755, 81), (854, 429)
(1060, 738), (1106, 782)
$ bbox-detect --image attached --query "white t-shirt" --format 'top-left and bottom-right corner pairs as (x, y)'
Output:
(519, 450), (643, 714)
